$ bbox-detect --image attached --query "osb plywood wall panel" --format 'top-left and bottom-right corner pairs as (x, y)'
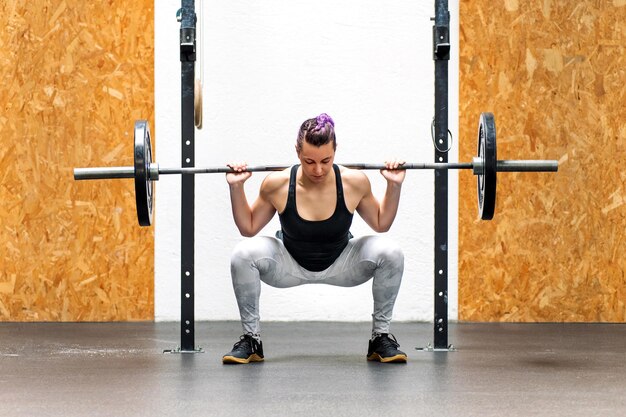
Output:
(459, 1), (626, 322)
(0, 1), (154, 321)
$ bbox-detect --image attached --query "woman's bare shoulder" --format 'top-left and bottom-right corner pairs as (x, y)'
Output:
(338, 165), (370, 189)
(260, 167), (291, 194)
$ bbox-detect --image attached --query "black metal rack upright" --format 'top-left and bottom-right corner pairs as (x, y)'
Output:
(166, 0), (201, 353)
(430, 0), (454, 351)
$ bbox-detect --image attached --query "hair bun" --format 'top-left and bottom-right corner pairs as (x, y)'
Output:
(316, 113), (334, 129)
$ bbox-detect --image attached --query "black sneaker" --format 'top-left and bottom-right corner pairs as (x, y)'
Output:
(367, 333), (407, 363)
(222, 334), (264, 364)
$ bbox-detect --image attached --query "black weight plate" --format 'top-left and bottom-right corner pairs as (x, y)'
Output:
(134, 120), (154, 226)
(477, 112), (497, 220)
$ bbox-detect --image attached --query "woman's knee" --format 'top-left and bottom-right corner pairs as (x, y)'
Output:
(381, 239), (404, 268)
(231, 237), (275, 264)
(360, 235), (404, 268)
(231, 237), (285, 284)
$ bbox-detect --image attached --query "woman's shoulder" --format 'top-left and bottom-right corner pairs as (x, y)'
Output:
(338, 165), (370, 189)
(260, 167), (291, 193)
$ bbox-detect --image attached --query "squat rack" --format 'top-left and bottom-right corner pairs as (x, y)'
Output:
(170, 0), (455, 353)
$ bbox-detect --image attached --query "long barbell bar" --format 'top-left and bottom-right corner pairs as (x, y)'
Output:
(73, 114), (558, 225)
(74, 160), (556, 181)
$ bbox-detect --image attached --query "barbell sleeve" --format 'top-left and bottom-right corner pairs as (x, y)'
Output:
(472, 158), (559, 175)
(74, 167), (135, 180)
(496, 160), (558, 172)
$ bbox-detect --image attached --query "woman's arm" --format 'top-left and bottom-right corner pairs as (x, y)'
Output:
(226, 164), (279, 237)
(353, 160), (406, 233)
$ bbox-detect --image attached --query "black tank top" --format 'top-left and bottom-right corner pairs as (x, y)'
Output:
(278, 164), (354, 271)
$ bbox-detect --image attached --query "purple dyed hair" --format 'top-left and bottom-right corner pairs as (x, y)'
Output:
(296, 113), (337, 153)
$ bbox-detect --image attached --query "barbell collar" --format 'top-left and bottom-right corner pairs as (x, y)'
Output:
(472, 156), (483, 175)
(150, 163), (160, 181)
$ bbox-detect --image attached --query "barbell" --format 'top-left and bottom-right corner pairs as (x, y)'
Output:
(73, 113), (558, 226)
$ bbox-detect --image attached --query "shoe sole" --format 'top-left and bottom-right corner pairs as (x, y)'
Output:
(222, 354), (264, 364)
(367, 353), (407, 363)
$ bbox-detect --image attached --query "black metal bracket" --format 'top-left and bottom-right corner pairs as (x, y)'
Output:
(433, 25), (450, 60)
(415, 343), (456, 352)
(178, 7), (197, 62)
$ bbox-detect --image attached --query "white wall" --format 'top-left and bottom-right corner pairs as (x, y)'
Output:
(155, 0), (459, 325)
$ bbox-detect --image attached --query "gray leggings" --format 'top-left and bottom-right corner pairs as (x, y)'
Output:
(230, 235), (404, 336)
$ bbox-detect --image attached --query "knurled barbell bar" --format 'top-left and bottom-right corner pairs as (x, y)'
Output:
(73, 113), (558, 226)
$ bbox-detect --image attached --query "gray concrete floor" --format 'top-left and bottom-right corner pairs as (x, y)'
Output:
(0, 321), (625, 416)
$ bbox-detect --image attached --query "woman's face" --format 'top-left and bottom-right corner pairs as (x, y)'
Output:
(297, 141), (336, 184)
